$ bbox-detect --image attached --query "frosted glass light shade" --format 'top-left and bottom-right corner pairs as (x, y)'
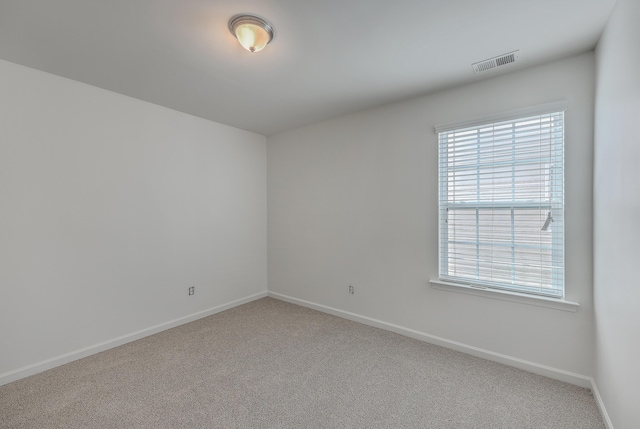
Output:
(235, 23), (269, 52)
(229, 15), (274, 53)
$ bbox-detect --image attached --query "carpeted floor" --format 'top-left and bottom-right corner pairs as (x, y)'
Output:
(0, 297), (604, 428)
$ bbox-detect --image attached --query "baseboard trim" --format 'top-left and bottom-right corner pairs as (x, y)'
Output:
(591, 378), (614, 429)
(268, 291), (592, 388)
(0, 291), (268, 387)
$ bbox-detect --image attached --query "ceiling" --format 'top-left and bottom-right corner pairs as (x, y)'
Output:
(0, 0), (616, 136)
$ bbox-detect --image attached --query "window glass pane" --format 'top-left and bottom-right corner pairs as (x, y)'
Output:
(438, 110), (564, 297)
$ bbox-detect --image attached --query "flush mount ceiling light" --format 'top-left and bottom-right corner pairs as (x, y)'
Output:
(228, 14), (274, 53)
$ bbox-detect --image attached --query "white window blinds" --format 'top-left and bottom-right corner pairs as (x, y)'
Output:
(438, 111), (565, 298)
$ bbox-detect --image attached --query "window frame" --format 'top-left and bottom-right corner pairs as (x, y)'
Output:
(435, 103), (566, 299)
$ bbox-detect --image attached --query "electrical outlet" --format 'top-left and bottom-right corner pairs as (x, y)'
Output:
(188, 286), (195, 296)
(348, 285), (354, 294)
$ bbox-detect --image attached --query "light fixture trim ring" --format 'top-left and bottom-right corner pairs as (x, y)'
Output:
(228, 14), (275, 45)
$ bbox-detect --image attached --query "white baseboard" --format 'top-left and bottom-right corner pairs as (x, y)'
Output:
(591, 378), (614, 429)
(268, 291), (592, 388)
(0, 291), (268, 387)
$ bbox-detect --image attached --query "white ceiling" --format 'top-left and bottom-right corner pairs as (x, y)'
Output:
(0, 0), (615, 136)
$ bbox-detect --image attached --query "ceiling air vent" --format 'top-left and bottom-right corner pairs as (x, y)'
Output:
(472, 50), (519, 74)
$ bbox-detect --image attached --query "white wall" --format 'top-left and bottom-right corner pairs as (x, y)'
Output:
(0, 60), (267, 380)
(594, 0), (640, 427)
(268, 53), (595, 377)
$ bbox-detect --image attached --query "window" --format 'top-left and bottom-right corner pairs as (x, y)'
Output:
(437, 109), (565, 298)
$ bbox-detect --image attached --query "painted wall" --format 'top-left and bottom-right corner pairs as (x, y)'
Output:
(268, 53), (595, 377)
(594, 0), (640, 427)
(0, 60), (267, 379)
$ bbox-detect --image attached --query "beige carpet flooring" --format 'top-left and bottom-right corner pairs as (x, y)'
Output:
(0, 297), (604, 428)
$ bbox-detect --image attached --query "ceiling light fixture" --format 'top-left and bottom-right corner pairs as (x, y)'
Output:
(228, 14), (274, 53)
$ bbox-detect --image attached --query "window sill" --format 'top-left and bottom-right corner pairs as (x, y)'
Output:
(429, 280), (580, 312)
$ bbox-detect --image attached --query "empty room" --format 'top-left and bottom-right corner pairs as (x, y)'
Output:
(0, 0), (638, 428)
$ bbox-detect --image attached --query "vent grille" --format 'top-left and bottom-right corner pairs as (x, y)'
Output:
(472, 51), (519, 74)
